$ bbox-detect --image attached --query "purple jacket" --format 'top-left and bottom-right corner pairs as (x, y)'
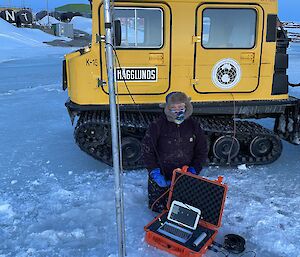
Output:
(142, 115), (208, 180)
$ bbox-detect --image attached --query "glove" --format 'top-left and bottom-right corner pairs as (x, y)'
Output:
(187, 167), (197, 175)
(150, 168), (171, 187)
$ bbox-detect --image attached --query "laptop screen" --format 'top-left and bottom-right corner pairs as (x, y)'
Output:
(167, 201), (201, 230)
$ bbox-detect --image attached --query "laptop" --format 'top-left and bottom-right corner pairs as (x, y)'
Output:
(157, 200), (201, 243)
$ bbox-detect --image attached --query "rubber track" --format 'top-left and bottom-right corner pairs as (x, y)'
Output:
(74, 111), (282, 169)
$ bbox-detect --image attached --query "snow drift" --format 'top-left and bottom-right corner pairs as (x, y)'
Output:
(70, 16), (92, 34)
(0, 19), (70, 63)
(0, 19), (59, 48)
(36, 15), (61, 26)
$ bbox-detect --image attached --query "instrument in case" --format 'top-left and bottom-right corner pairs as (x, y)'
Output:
(144, 169), (228, 257)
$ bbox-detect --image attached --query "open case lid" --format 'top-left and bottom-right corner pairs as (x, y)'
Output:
(167, 170), (228, 229)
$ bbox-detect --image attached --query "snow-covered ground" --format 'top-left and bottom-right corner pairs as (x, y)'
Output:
(0, 20), (300, 257)
(0, 19), (70, 63)
(288, 43), (300, 96)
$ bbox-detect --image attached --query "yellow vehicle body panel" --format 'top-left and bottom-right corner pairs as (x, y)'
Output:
(65, 0), (286, 105)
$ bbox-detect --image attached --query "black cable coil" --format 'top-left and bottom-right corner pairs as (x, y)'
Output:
(223, 234), (246, 254)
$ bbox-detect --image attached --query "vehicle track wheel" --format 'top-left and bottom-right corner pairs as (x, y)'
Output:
(213, 136), (240, 160)
(250, 136), (273, 158)
(76, 124), (109, 146)
(122, 137), (142, 165)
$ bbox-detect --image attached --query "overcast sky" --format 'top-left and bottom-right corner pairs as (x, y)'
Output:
(1, 0), (299, 21)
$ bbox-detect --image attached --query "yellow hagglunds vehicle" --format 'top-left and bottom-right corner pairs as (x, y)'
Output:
(63, 0), (300, 169)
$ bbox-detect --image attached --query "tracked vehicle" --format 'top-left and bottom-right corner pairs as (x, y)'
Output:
(63, 0), (300, 169)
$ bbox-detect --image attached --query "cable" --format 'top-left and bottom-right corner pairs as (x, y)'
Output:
(223, 234), (245, 254)
(227, 93), (237, 165)
(209, 247), (256, 257)
(212, 235), (257, 257)
(150, 173), (184, 211)
(218, 251), (229, 257)
(208, 245), (229, 257)
(150, 187), (170, 211)
(239, 251), (256, 257)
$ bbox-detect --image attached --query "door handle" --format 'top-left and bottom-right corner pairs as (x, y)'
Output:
(240, 52), (255, 64)
(149, 53), (164, 65)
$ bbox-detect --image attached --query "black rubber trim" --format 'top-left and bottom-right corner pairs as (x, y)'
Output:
(193, 3), (265, 95)
(104, 22), (111, 29)
(114, 20), (122, 46)
(274, 53), (288, 70)
(98, 1), (172, 96)
(272, 74), (288, 95)
(62, 60), (67, 91)
(271, 27), (289, 95)
(266, 14), (277, 42)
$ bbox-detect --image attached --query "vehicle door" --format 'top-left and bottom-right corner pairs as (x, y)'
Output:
(193, 4), (263, 94)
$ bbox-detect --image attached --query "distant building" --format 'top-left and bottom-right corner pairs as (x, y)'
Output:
(0, 7), (21, 11)
(53, 23), (74, 39)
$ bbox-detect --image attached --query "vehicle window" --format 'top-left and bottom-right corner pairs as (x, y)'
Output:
(115, 8), (163, 48)
(202, 9), (257, 49)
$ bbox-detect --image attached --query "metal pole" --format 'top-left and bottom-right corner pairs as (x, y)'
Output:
(103, 0), (126, 256)
(46, 0), (50, 27)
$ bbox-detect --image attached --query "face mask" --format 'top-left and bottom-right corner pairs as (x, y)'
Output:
(170, 108), (186, 124)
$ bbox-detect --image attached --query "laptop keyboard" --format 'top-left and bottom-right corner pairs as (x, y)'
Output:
(158, 222), (192, 243)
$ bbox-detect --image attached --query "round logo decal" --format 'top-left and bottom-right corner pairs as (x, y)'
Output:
(212, 59), (241, 90)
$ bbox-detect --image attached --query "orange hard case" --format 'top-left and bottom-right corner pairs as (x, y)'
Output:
(144, 169), (228, 257)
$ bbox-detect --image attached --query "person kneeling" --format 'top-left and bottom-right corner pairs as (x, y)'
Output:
(142, 92), (208, 213)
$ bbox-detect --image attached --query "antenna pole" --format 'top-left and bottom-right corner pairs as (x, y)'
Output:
(46, 0), (50, 27)
(103, 0), (126, 256)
